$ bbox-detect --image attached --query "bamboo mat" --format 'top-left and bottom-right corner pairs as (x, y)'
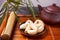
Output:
(11, 15), (60, 40)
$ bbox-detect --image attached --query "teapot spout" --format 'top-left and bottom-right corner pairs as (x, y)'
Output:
(38, 5), (43, 11)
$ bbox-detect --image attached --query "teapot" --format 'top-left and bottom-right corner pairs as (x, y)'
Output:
(38, 4), (60, 24)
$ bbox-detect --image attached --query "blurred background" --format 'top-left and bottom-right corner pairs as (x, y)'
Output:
(30, 0), (60, 7)
(0, 0), (60, 17)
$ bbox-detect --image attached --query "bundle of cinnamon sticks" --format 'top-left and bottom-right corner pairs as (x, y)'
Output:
(0, 12), (16, 40)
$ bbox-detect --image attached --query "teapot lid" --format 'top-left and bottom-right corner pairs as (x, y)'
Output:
(44, 4), (60, 13)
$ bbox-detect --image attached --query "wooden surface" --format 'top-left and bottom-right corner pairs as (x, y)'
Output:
(11, 15), (60, 40)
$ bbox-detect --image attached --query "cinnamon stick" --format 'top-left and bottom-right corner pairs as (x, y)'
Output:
(1, 12), (16, 40)
(0, 16), (7, 35)
(0, 11), (10, 36)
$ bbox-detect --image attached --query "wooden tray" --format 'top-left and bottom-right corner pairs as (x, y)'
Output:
(11, 14), (60, 40)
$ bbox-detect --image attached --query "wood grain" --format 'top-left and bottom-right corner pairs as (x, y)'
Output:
(11, 15), (60, 40)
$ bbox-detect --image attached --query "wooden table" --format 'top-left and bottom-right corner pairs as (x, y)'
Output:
(11, 14), (60, 40)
